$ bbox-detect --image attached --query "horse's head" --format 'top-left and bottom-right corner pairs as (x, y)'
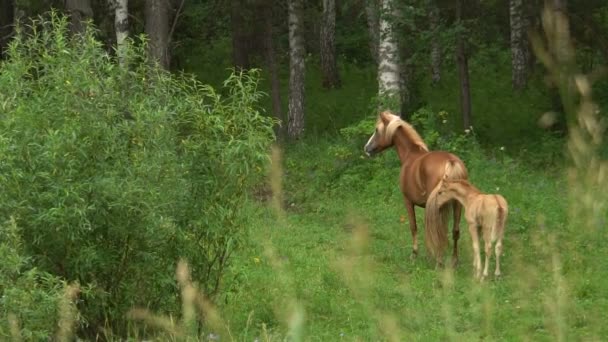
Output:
(364, 111), (399, 157)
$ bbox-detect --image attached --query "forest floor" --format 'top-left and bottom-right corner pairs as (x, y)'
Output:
(216, 139), (608, 341)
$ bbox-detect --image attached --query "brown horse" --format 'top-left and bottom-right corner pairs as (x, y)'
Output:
(364, 111), (468, 266)
(436, 179), (508, 279)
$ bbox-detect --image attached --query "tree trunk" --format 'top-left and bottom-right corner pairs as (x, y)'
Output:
(510, 0), (527, 89)
(0, 0), (14, 58)
(231, 0), (250, 70)
(287, 0), (305, 140)
(429, 0), (441, 85)
(377, 0), (401, 113)
(261, 0), (284, 138)
(549, 0), (570, 64)
(364, 0), (379, 63)
(65, 0), (93, 34)
(114, 0), (128, 67)
(456, 0), (471, 129)
(145, 0), (170, 69)
(320, 0), (340, 89)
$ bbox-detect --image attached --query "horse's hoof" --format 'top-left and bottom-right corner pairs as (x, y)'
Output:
(410, 251), (418, 260)
(451, 258), (459, 268)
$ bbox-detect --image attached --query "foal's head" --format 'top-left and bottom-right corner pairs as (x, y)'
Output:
(364, 111), (402, 156)
(436, 179), (471, 206)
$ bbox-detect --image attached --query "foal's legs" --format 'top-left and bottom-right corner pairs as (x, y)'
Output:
(451, 201), (462, 268)
(404, 197), (418, 259)
(468, 222), (481, 279)
(494, 239), (503, 277)
(483, 240), (492, 280)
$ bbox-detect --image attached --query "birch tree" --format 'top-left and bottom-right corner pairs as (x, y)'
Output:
(320, 0), (340, 88)
(510, 0), (527, 89)
(287, 0), (305, 139)
(145, 0), (170, 69)
(377, 0), (401, 112)
(114, 0), (128, 67)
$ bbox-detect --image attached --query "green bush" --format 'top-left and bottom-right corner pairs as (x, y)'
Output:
(0, 13), (274, 338)
(0, 217), (69, 340)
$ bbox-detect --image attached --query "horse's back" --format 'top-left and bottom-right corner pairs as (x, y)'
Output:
(419, 151), (468, 188)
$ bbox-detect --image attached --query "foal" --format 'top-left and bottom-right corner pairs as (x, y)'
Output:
(436, 179), (508, 280)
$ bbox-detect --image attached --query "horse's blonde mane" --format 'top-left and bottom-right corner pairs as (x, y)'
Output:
(384, 115), (429, 152)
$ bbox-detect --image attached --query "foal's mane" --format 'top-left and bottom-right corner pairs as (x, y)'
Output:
(383, 113), (429, 152)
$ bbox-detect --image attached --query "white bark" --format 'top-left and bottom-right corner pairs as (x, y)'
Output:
(377, 0), (401, 111)
(114, 0), (128, 67)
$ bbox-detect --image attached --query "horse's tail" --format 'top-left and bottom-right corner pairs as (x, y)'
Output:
(424, 159), (467, 262)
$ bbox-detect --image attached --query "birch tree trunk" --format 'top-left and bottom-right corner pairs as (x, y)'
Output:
(510, 0), (527, 89)
(65, 0), (93, 34)
(429, 0), (441, 85)
(456, 0), (471, 129)
(377, 0), (401, 112)
(114, 0), (129, 68)
(287, 0), (305, 139)
(320, 0), (340, 88)
(0, 0), (14, 58)
(262, 0), (284, 138)
(364, 0), (379, 64)
(145, 0), (170, 69)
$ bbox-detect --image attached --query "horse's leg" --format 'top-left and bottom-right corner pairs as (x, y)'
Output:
(451, 201), (462, 268)
(468, 222), (481, 279)
(483, 240), (492, 280)
(404, 197), (418, 259)
(495, 239), (503, 277)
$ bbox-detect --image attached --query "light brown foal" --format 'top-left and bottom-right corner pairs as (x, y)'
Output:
(436, 179), (508, 279)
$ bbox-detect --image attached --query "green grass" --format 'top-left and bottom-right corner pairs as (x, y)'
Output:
(215, 138), (608, 341)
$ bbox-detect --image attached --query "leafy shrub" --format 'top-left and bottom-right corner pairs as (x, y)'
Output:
(0, 217), (70, 340)
(0, 13), (274, 338)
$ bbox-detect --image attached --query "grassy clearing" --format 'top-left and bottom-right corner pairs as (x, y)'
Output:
(216, 139), (608, 341)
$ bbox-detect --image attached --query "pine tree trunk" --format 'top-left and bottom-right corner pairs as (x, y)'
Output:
(320, 0), (340, 89)
(510, 0), (527, 89)
(262, 0), (284, 138)
(0, 0), (14, 58)
(145, 0), (170, 69)
(377, 0), (401, 112)
(429, 0), (441, 85)
(364, 0), (379, 64)
(114, 0), (129, 67)
(231, 0), (250, 70)
(287, 0), (306, 139)
(456, 0), (471, 129)
(65, 0), (93, 34)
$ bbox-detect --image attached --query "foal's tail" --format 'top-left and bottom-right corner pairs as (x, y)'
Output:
(492, 195), (508, 242)
(424, 159), (467, 262)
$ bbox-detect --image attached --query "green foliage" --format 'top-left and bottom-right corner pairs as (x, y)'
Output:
(0, 217), (68, 340)
(0, 13), (274, 337)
